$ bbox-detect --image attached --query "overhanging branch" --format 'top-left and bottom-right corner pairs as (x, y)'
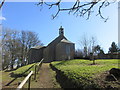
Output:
(37, 0), (116, 21)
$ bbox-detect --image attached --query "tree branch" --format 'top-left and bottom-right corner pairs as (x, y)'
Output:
(0, 0), (5, 9)
(37, 0), (115, 21)
(52, 4), (61, 19)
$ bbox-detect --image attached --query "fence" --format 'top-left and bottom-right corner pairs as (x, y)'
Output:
(34, 58), (44, 80)
(16, 71), (33, 90)
(16, 58), (44, 90)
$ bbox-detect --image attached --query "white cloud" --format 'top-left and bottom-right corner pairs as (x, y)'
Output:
(0, 16), (6, 20)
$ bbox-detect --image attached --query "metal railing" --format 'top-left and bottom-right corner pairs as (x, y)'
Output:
(16, 58), (44, 90)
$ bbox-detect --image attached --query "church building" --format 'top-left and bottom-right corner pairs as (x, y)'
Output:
(28, 26), (75, 63)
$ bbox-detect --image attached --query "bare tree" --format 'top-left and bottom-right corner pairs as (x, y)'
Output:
(26, 31), (41, 49)
(2, 30), (10, 70)
(18, 31), (27, 66)
(2, 28), (12, 70)
(37, 0), (116, 21)
(2, 28), (43, 70)
(7, 30), (20, 70)
(90, 36), (97, 52)
(79, 34), (90, 58)
(2, 28), (20, 70)
(79, 34), (98, 59)
(90, 45), (101, 64)
(19, 31), (43, 66)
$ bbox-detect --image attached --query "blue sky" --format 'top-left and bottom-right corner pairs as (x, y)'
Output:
(1, 2), (118, 53)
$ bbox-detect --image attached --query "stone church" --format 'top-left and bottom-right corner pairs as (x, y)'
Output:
(28, 26), (75, 63)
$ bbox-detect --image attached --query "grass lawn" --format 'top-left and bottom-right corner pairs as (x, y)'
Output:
(2, 63), (40, 88)
(2, 71), (25, 88)
(51, 59), (120, 88)
(12, 63), (35, 76)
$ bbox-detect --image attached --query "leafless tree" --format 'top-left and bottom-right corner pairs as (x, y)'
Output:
(37, 0), (116, 21)
(2, 28), (11, 70)
(79, 34), (98, 58)
(7, 30), (20, 70)
(90, 36), (97, 53)
(19, 31), (42, 66)
(18, 31), (26, 67)
(2, 28), (43, 70)
(2, 28), (20, 70)
(79, 34), (90, 57)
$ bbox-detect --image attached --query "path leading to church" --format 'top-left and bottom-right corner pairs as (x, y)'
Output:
(31, 63), (61, 88)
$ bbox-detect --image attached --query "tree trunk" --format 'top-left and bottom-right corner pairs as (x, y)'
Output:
(10, 58), (14, 70)
(10, 63), (14, 70)
(93, 59), (95, 65)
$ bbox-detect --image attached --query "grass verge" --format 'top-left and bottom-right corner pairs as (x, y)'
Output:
(51, 59), (119, 89)
(2, 62), (39, 88)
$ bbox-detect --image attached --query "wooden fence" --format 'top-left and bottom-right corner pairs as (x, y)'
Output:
(34, 58), (44, 80)
(16, 71), (33, 90)
(16, 58), (44, 90)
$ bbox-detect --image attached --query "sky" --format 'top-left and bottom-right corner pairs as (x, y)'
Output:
(1, 2), (118, 53)
(118, 1), (120, 48)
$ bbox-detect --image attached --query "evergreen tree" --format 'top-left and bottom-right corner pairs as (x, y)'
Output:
(109, 42), (119, 53)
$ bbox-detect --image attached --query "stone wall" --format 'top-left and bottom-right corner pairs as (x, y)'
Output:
(56, 42), (75, 60)
(43, 35), (67, 62)
(28, 47), (45, 64)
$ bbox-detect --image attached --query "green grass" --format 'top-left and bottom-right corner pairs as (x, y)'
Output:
(12, 63), (35, 75)
(2, 62), (40, 88)
(12, 62), (41, 76)
(2, 62), (36, 83)
(51, 59), (119, 88)
(2, 71), (26, 88)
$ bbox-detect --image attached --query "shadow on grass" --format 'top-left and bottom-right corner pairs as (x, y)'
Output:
(5, 68), (18, 72)
(50, 63), (100, 89)
(50, 63), (81, 88)
(5, 64), (35, 86)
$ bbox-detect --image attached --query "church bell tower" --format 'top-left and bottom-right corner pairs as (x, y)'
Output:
(59, 26), (64, 36)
